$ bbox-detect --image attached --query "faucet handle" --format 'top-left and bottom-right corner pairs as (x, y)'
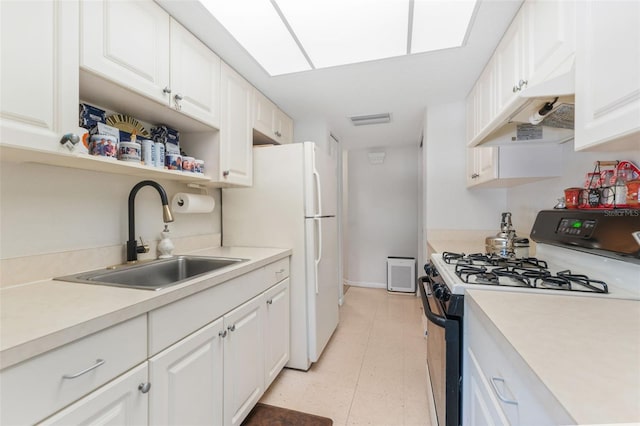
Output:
(137, 237), (150, 254)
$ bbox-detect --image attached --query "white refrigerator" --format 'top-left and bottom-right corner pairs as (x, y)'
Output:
(222, 142), (339, 371)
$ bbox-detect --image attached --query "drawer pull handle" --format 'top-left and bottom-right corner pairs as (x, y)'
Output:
(62, 359), (105, 379)
(276, 268), (285, 274)
(267, 299), (273, 305)
(490, 376), (518, 405)
(138, 382), (151, 394)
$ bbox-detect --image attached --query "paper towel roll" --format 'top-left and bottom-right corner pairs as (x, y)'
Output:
(171, 193), (215, 214)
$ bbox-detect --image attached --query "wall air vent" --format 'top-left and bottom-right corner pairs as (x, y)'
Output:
(349, 113), (391, 126)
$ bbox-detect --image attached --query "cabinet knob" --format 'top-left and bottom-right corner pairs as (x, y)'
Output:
(518, 79), (528, 90)
(223, 170), (230, 178)
(471, 173), (480, 179)
(228, 324), (236, 332)
(512, 85), (518, 93)
(163, 86), (172, 94)
(219, 330), (228, 338)
(138, 382), (151, 394)
(174, 93), (183, 101)
(274, 131), (282, 137)
(267, 299), (273, 305)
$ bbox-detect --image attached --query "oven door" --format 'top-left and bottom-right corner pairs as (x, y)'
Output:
(419, 274), (461, 426)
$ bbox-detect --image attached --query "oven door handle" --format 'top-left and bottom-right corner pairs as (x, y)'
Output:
(418, 276), (447, 328)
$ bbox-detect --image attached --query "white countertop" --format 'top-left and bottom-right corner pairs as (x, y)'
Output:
(0, 246), (291, 370)
(467, 289), (640, 424)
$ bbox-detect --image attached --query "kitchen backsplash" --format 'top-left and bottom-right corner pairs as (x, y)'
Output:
(0, 161), (221, 285)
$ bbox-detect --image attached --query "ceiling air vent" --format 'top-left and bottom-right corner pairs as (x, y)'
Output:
(349, 113), (391, 126)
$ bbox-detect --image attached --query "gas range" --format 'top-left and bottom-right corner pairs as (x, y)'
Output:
(430, 243), (640, 300)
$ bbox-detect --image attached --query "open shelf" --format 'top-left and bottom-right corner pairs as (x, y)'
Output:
(0, 144), (211, 184)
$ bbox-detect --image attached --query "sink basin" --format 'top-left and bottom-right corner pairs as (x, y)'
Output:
(55, 256), (247, 290)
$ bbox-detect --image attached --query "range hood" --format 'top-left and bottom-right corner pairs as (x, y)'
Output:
(476, 56), (576, 147)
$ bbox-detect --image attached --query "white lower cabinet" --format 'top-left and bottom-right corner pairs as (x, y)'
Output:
(465, 349), (509, 426)
(149, 318), (224, 426)
(39, 363), (149, 426)
(263, 278), (290, 388)
(223, 296), (265, 426)
(463, 298), (574, 426)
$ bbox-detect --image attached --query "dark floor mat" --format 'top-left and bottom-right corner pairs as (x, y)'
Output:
(242, 403), (333, 426)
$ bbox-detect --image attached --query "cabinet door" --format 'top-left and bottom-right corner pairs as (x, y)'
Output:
(525, 0), (575, 87)
(574, 0), (640, 151)
(253, 89), (278, 138)
(149, 318), (224, 426)
(467, 147), (497, 187)
(495, 9), (527, 115)
(220, 62), (253, 186)
(38, 363), (149, 426)
(263, 279), (290, 388)
(0, 0), (78, 151)
(170, 19), (221, 128)
(464, 349), (509, 426)
(223, 296), (264, 426)
(80, 0), (170, 105)
(274, 109), (294, 144)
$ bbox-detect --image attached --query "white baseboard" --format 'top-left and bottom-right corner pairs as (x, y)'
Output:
(344, 279), (387, 289)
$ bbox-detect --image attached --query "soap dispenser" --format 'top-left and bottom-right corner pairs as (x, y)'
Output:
(157, 224), (174, 259)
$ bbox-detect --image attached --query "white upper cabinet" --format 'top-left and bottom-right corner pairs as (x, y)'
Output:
(253, 89), (293, 144)
(574, 0), (640, 151)
(466, 145), (563, 188)
(524, 0), (576, 87)
(80, 0), (171, 106)
(169, 19), (221, 128)
(494, 9), (527, 116)
(467, 0), (576, 147)
(80, 0), (221, 128)
(0, 0), (79, 151)
(220, 62), (253, 186)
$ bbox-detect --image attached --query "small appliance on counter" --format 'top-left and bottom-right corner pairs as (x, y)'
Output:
(485, 212), (529, 258)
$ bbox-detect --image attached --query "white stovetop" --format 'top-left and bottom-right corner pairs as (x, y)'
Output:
(431, 243), (640, 300)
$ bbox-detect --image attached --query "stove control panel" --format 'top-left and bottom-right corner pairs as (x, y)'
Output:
(557, 218), (597, 237)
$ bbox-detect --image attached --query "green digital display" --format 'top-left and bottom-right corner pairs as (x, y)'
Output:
(572, 221), (582, 228)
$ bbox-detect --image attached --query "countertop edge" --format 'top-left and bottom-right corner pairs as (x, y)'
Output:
(0, 247), (292, 370)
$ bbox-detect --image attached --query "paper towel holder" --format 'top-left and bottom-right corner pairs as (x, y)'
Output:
(187, 183), (209, 195)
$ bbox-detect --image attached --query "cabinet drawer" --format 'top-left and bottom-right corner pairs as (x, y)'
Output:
(0, 315), (147, 425)
(265, 258), (289, 286)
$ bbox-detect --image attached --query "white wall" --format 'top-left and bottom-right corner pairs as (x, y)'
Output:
(346, 145), (419, 287)
(506, 142), (640, 233)
(0, 161), (221, 259)
(424, 101), (506, 231)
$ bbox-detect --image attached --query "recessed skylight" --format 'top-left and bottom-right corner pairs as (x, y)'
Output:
(199, 0), (478, 76)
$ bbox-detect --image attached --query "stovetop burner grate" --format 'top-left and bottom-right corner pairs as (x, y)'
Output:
(447, 252), (609, 293)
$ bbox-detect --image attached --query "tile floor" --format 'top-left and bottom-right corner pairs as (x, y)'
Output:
(260, 287), (435, 426)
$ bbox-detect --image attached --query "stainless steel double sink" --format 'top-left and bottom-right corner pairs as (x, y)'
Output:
(55, 256), (247, 291)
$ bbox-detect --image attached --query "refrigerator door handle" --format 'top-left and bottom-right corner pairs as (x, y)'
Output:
(312, 148), (322, 216)
(314, 217), (322, 294)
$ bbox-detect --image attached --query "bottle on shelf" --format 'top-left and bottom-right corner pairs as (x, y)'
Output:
(613, 169), (628, 207)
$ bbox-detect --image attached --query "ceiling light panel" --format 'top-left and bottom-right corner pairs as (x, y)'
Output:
(411, 0), (477, 54)
(275, 0), (410, 69)
(199, 0), (311, 75)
